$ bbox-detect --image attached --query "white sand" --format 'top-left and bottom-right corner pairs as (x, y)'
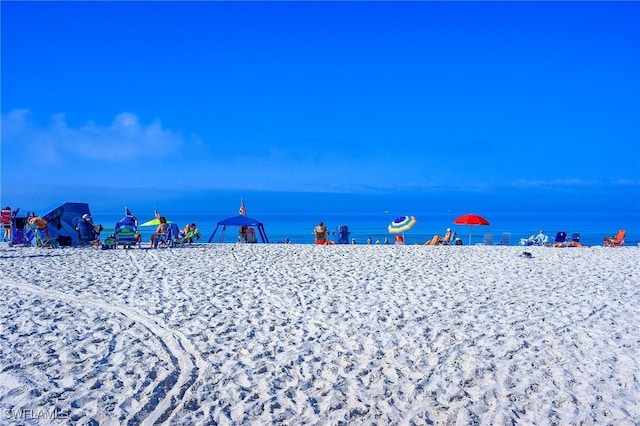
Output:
(1, 244), (639, 425)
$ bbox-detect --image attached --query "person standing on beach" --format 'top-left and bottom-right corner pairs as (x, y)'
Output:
(239, 225), (248, 242)
(314, 221), (328, 243)
(1, 206), (12, 242)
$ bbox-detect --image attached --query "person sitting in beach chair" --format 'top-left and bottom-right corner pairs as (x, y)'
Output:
(533, 230), (548, 246)
(425, 228), (453, 245)
(28, 217), (59, 248)
(76, 214), (103, 247)
(603, 229), (626, 247)
(177, 223), (197, 244)
(150, 216), (170, 248)
(184, 223), (200, 244)
(28, 217), (50, 236)
(552, 231), (568, 247)
(442, 228), (453, 244)
(162, 223), (181, 247)
(115, 213), (141, 249)
(569, 232), (583, 247)
(425, 234), (440, 245)
(245, 227), (257, 243)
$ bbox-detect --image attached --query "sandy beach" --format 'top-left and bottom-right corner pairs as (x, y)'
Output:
(1, 243), (639, 425)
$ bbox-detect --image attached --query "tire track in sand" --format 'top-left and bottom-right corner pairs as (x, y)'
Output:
(2, 257), (206, 425)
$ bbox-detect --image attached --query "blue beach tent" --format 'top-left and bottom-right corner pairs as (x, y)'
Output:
(41, 202), (92, 246)
(207, 215), (269, 243)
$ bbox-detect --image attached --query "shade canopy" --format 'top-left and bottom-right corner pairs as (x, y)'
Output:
(207, 215), (269, 243)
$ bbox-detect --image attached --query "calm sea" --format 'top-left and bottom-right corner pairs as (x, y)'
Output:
(91, 210), (639, 247)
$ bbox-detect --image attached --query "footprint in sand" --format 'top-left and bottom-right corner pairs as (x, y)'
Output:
(1, 278), (206, 425)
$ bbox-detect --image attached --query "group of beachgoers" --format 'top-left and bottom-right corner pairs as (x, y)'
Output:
(312, 220), (628, 248)
(313, 221), (462, 246)
(2, 205), (628, 249)
(521, 229), (625, 248)
(102, 213), (201, 249)
(146, 216), (199, 248)
(0, 206), (201, 249)
(2, 206), (60, 245)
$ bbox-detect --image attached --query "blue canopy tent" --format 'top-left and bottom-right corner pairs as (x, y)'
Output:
(41, 202), (92, 246)
(208, 215), (269, 243)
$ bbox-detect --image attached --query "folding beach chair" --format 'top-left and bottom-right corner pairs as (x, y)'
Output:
(9, 217), (31, 247)
(153, 224), (175, 248)
(245, 228), (257, 243)
(480, 233), (493, 245)
(568, 232), (584, 247)
(335, 225), (350, 244)
(553, 231), (568, 247)
(166, 223), (183, 247)
(31, 225), (59, 248)
(497, 232), (511, 246)
(75, 216), (102, 247)
(571, 232), (580, 244)
(184, 227), (200, 244)
(604, 229), (626, 247)
(115, 216), (140, 249)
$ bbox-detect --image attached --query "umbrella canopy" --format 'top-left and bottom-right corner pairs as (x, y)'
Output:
(140, 218), (172, 227)
(453, 214), (490, 245)
(140, 208), (171, 227)
(388, 215), (417, 233)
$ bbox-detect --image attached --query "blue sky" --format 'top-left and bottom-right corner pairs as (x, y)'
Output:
(2, 1), (639, 215)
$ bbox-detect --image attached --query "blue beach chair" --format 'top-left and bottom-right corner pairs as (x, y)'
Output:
(497, 232), (511, 246)
(75, 215), (103, 247)
(115, 215), (140, 249)
(480, 233), (493, 245)
(30, 224), (59, 248)
(553, 231), (568, 247)
(335, 225), (350, 244)
(153, 223), (176, 248)
(9, 217), (30, 247)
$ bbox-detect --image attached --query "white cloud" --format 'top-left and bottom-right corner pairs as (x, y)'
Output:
(510, 178), (598, 188)
(1, 109), (183, 163)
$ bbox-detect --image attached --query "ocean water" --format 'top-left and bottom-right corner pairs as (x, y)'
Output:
(90, 210), (639, 248)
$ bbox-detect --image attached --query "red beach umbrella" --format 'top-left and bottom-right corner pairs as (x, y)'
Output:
(453, 214), (490, 245)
